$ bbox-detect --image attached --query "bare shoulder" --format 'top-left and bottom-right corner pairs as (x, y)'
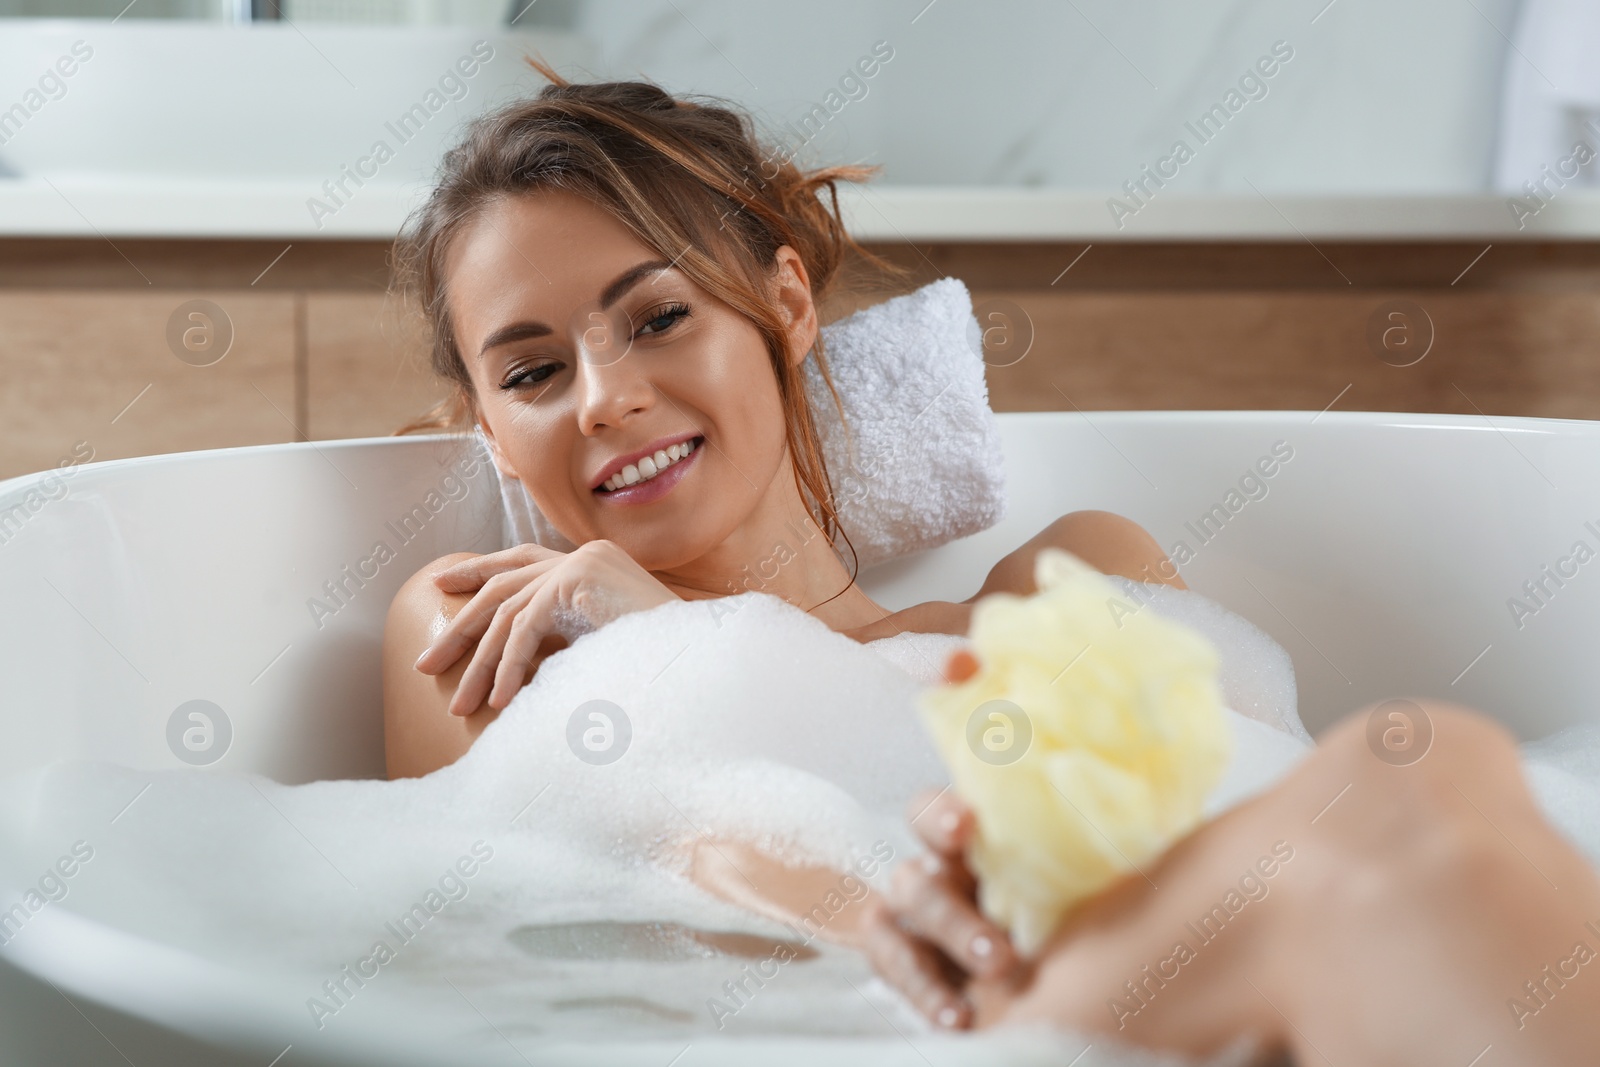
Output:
(383, 552), (477, 667)
(381, 551), (501, 779)
(971, 509), (1186, 602)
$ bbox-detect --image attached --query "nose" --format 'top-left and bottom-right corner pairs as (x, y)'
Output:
(573, 321), (653, 435)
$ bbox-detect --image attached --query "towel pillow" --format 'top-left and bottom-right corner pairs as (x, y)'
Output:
(475, 276), (1007, 569)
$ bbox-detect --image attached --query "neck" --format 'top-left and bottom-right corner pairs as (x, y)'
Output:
(652, 461), (885, 632)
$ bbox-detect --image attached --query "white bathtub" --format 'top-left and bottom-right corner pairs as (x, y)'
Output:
(1, 410), (1596, 1065)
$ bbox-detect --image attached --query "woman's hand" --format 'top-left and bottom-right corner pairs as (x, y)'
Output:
(863, 789), (1024, 1029)
(411, 540), (678, 716)
(863, 648), (1027, 1028)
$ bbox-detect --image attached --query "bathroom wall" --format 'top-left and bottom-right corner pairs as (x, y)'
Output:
(559, 0), (1520, 193)
(0, 0), (1529, 192)
(4, 235), (1598, 481)
(4, 0), (1600, 480)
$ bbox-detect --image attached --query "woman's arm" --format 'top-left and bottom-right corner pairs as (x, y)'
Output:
(382, 552), (513, 779)
(872, 700), (1600, 1064)
(384, 540), (680, 779)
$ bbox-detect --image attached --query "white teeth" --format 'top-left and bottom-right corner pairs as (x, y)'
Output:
(600, 437), (699, 492)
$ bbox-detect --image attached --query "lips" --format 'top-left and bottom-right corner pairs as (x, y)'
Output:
(588, 431), (702, 492)
(597, 436), (699, 493)
(593, 436), (702, 505)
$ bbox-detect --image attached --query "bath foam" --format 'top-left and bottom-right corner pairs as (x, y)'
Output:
(0, 587), (1594, 1065)
(0, 594), (965, 1051)
(0, 595), (935, 958)
(1119, 580), (1308, 745)
(1521, 723), (1600, 871)
(0, 590), (1293, 1064)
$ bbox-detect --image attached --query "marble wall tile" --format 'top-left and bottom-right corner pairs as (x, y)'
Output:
(568, 0), (1520, 194)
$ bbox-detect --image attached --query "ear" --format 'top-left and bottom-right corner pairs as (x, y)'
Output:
(476, 415), (520, 481)
(769, 245), (819, 369)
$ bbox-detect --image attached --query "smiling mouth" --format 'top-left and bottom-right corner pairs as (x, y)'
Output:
(596, 437), (702, 494)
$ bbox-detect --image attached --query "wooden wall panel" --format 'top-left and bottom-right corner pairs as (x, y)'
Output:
(304, 292), (445, 441)
(969, 290), (1600, 420)
(0, 290), (296, 480)
(3, 239), (1600, 483)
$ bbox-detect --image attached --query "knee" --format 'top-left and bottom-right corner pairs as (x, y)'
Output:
(1297, 700), (1527, 899)
(1049, 510), (1145, 549)
(1316, 699), (1521, 798)
(1047, 510), (1184, 588)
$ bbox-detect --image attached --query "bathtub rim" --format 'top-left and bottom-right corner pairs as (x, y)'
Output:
(2, 407), (1592, 496)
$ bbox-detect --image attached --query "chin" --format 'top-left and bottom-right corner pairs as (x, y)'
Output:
(595, 525), (708, 571)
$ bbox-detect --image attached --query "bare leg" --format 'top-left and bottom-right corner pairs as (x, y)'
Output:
(973, 510), (1189, 601)
(984, 701), (1600, 1066)
(688, 838), (881, 949)
(684, 696), (1600, 1059)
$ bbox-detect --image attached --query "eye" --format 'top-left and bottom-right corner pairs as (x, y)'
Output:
(500, 362), (561, 391)
(635, 301), (690, 338)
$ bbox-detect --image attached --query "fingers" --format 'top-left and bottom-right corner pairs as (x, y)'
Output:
(432, 543), (563, 593)
(889, 852), (1017, 981)
(862, 903), (973, 1030)
(944, 648), (980, 683)
(447, 581), (542, 717)
(415, 559), (561, 675)
(486, 586), (559, 711)
(906, 787), (976, 856)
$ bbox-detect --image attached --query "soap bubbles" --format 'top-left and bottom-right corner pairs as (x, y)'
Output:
(1365, 698), (1433, 766)
(965, 699), (1032, 766)
(567, 699), (632, 765)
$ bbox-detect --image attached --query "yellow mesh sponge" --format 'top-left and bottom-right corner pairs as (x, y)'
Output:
(919, 548), (1232, 956)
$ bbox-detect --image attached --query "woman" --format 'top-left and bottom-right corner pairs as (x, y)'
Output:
(380, 61), (1173, 774)
(380, 64), (1600, 1064)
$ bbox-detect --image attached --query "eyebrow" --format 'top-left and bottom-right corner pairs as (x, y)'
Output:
(476, 258), (674, 361)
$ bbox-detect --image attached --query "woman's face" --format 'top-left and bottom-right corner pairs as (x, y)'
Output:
(444, 190), (815, 571)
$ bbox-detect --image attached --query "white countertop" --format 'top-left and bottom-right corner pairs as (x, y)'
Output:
(5, 177), (1600, 242)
